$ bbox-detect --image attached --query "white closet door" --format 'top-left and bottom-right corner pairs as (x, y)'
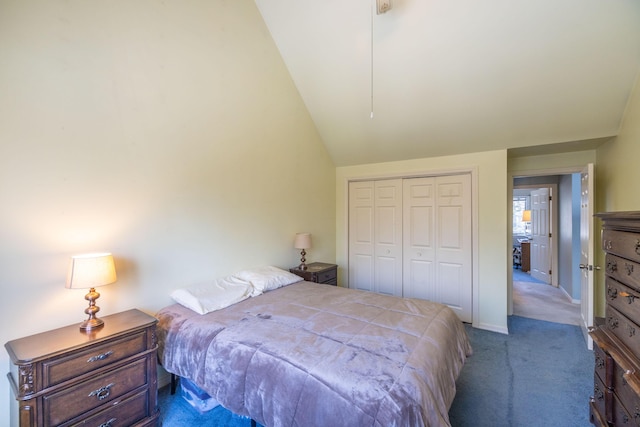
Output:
(403, 177), (435, 300)
(349, 174), (472, 321)
(374, 179), (403, 296)
(434, 174), (472, 322)
(348, 181), (374, 291)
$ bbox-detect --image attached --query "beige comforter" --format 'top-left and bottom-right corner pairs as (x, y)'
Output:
(157, 281), (472, 426)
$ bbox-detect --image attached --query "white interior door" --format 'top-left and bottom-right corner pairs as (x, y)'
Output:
(580, 163), (595, 349)
(530, 188), (551, 284)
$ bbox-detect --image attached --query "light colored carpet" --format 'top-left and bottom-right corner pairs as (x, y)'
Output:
(513, 280), (582, 326)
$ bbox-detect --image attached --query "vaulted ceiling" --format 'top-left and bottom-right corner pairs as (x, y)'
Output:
(255, 0), (640, 166)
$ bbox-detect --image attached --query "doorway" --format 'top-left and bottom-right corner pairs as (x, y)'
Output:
(509, 173), (584, 327)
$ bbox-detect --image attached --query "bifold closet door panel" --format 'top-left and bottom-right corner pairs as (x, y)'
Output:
(373, 179), (403, 296)
(403, 177), (436, 301)
(434, 174), (472, 323)
(349, 181), (375, 292)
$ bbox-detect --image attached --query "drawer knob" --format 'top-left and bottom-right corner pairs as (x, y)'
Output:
(87, 350), (114, 363)
(99, 418), (117, 427)
(89, 383), (114, 401)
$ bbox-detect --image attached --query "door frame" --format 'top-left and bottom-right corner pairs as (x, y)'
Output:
(342, 166), (480, 327)
(508, 166), (588, 318)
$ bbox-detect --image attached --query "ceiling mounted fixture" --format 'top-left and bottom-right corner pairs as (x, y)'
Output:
(371, 0), (392, 119)
(376, 0), (392, 14)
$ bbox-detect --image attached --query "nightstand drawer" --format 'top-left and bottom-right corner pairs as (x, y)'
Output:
(43, 331), (148, 388)
(44, 357), (149, 426)
(317, 269), (337, 284)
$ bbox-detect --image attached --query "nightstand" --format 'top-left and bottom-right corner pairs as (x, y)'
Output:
(5, 309), (159, 427)
(290, 262), (338, 286)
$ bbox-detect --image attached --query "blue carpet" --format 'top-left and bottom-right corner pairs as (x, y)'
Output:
(158, 316), (592, 426)
(449, 316), (592, 427)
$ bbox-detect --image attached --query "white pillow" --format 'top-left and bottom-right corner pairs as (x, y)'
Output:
(232, 266), (303, 295)
(170, 275), (253, 315)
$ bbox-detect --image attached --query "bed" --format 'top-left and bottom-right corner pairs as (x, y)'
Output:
(156, 268), (472, 427)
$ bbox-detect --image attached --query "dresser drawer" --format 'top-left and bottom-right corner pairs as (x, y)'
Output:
(606, 253), (640, 292)
(594, 342), (612, 385)
(69, 389), (151, 427)
(43, 357), (149, 426)
(613, 358), (640, 422)
(593, 372), (611, 424)
(607, 278), (640, 328)
(606, 306), (640, 357)
(603, 230), (640, 264)
(612, 392), (635, 427)
(43, 330), (149, 388)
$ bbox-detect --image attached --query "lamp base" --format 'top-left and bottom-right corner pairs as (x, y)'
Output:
(299, 249), (307, 270)
(80, 317), (104, 331)
(80, 287), (105, 332)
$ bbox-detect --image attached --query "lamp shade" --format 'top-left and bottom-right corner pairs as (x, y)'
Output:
(294, 233), (312, 249)
(66, 253), (117, 289)
(521, 210), (531, 222)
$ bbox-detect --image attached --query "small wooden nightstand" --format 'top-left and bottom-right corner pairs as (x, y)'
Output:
(290, 262), (338, 286)
(5, 309), (159, 427)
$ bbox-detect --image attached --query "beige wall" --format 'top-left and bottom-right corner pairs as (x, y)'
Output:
(595, 73), (640, 316)
(0, 1), (335, 424)
(336, 150), (509, 333)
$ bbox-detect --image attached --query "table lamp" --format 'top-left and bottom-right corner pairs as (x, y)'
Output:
(66, 253), (117, 331)
(294, 233), (312, 270)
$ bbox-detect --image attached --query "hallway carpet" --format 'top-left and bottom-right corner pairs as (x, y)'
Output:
(513, 267), (582, 326)
(158, 316), (592, 426)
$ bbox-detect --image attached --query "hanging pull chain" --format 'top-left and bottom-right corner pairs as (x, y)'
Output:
(370, 0), (374, 119)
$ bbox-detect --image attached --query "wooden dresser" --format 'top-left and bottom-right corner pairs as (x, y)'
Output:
(590, 212), (640, 426)
(290, 262), (338, 286)
(5, 309), (159, 427)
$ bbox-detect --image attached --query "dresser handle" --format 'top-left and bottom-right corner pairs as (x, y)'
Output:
(605, 239), (612, 250)
(89, 383), (114, 401)
(626, 262), (635, 276)
(608, 316), (619, 329)
(99, 418), (117, 427)
(636, 240), (640, 255)
(87, 350), (113, 363)
(606, 261), (618, 274)
(628, 324), (637, 338)
(608, 287), (618, 300)
(620, 291), (638, 304)
(595, 354), (605, 369)
(594, 383), (604, 401)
